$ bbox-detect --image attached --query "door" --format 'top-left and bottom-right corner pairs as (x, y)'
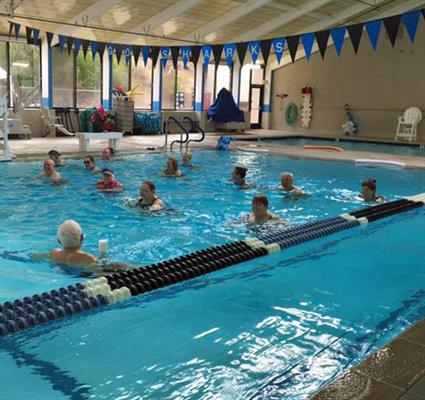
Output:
(250, 85), (263, 129)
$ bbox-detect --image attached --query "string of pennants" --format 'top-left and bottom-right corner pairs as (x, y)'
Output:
(8, 8), (425, 68)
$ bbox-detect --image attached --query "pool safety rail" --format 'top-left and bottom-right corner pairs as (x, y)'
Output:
(0, 194), (424, 337)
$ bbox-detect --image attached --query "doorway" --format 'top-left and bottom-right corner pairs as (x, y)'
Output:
(249, 85), (263, 129)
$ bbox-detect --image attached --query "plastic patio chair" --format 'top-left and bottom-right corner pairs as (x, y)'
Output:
(395, 107), (422, 142)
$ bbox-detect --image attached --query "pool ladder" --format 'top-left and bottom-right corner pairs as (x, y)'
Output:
(162, 116), (205, 152)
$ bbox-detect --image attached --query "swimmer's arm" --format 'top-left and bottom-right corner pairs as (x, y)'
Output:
(30, 251), (51, 260)
(149, 199), (164, 211)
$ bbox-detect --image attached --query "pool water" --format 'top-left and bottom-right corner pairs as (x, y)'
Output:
(0, 150), (424, 399)
(255, 136), (425, 156)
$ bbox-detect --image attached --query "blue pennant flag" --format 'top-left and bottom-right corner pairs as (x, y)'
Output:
(180, 46), (191, 68)
(330, 26), (346, 56)
(89, 42), (97, 60)
(124, 45), (132, 65)
(106, 43), (114, 59)
(58, 35), (65, 52)
(13, 23), (20, 39)
(272, 37), (285, 64)
(365, 19), (381, 50)
(248, 40), (260, 64)
(301, 32), (315, 61)
(141, 46), (150, 66)
(223, 43), (236, 66)
(32, 28), (40, 42)
(160, 47), (170, 68)
(201, 45), (212, 65)
(74, 38), (81, 53)
(402, 10), (420, 43)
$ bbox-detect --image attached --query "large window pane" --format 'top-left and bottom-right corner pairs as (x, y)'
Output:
(52, 48), (74, 107)
(176, 60), (194, 110)
(131, 58), (152, 109)
(0, 42), (7, 99)
(216, 64), (231, 94)
(9, 43), (40, 107)
(112, 56), (129, 91)
(240, 63), (263, 112)
(76, 50), (101, 108)
(203, 63), (215, 111)
(162, 63), (176, 109)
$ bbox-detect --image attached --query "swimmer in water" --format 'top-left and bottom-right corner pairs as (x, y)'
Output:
(48, 149), (65, 167)
(163, 156), (184, 177)
(137, 180), (164, 211)
(280, 172), (308, 198)
(241, 194), (286, 224)
(182, 151), (199, 169)
(95, 168), (124, 192)
(83, 155), (101, 173)
(232, 166), (251, 188)
(359, 178), (385, 203)
(102, 147), (114, 160)
(39, 158), (64, 185)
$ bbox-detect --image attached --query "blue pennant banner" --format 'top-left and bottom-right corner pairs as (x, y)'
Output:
(106, 43), (114, 59)
(330, 26), (346, 56)
(58, 35), (65, 52)
(402, 10), (420, 43)
(160, 47), (170, 68)
(301, 32), (315, 61)
(89, 41), (97, 60)
(180, 46), (191, 68)
(141, 46), (150, 66)
(32, 28), (40, 42)
(272, 37), (285, 64)
(74, 38), (81, 53)
(365, 19), (381, 50)
(124, 45), (132, 65)
(223, 43), (236, 66)
(248, 40), (260, 64)
(201, 45), (212, 65)
(13, 23), (20, 39)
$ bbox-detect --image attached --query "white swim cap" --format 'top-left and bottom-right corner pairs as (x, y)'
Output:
(57, 220), (83, 249)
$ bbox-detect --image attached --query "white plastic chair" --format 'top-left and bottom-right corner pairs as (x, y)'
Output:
(395, 107), (422, 142)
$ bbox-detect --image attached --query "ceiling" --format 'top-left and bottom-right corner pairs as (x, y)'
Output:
(0, 0), (424, 46)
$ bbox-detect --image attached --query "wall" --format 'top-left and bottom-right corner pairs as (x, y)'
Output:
(270, 19), (425, 141)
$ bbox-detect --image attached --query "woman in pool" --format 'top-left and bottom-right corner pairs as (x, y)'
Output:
(48, 149), (65, 167)
(137, 180), (164, 211)
(95, 168), (124, 192)
(163, 156), (183, 177)
(83, 155), (101, 173)
(359, 178), (385, 203)
(231, 166), (250, 188)
(102, 147), (114, 160)
(241, 194), (286, 225)
(182, 151), (199, 169)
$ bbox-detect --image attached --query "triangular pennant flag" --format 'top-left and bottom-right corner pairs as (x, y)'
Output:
(141, 46), (150, 66)
(236, 42), (248, 65)
(301, 32), (315, 61)
(170, 46), (180, 69)
(8, 22), (13, 38)
(402, 11), (420, 43)
(330, 26), (346, 56)
(223, 43), (236, 66)
(73, 38), (81, 54)
(315, 29), (330, 59)
(58, 35), (65, 52)
(201, 45), (212, 65)
(248, 40), (260, 64)
(123, 45), (132, 65)
(13, 23), (21, 39)
(46, 32), (54, 47)
(81, 40), (90, 58)
(132, 45), (141, 66)
(347, 23), (363, 53)
(97, 42), (106, 58)
(272, 37), (285, 64)
(160, 46), (170, 68)
(25, 27), (32, 44)
(180, 46), (191, 68)
(151, 47), (160, 67)
(115, 45), (123, 64)
(212, 44), (223, 67)
(89, 42), (98, 60)
(383, 14), (401, 47)
(190, 46), (201, 65)
(66, 36), (74, 54)
(260, 39), (272, 65)
(32, 28), (40, 43)
(286, 35), (300, 63)
(365, 19), (381, 50)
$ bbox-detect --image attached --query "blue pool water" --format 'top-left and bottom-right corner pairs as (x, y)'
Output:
(0, 150), (424, 399)
(252, 136), (425, 156)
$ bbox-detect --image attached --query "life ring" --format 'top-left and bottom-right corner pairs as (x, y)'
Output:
(285, 103), (298, 125)
(303, 145), (344, 152)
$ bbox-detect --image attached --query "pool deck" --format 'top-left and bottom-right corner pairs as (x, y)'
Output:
(310, 317), (425, 400)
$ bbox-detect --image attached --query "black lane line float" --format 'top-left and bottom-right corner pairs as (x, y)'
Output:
(0, 194), (423, 337)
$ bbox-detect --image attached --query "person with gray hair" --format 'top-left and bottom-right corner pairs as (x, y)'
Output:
(280, 171), (308, 198)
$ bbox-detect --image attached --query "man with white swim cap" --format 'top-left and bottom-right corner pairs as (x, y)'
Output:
(49, 220), (96, 266)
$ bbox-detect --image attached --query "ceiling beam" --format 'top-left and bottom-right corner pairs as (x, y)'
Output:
(377, 0), (425, 18)
(233, 0), (333, 41)
(181, 0), (273, 42)
(268, 1), (323, 20)
(115, 0), (203, 45)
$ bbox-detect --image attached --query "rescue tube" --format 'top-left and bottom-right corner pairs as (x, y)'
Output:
(303, 145), (344, 152)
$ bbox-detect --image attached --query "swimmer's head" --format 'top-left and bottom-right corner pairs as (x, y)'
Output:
(101, 167), (114, 183)
(43, 158), (55, 173)
(252, 194), (269, 213)
(280, 172), (293, 189)
(140, 180), (156, 198)
(84, 155), (95, 169)
(167, 156), (178, 172)
(182, 152), (192, 165)
(361, 178), (377, 200)
(57, 220), (83, 249)
(48, 149), (60, 162)
(232, 166), (247, 182)
(102, 147), (111, 158)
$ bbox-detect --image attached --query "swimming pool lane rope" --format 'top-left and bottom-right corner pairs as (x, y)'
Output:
(1, 194), (424, 337)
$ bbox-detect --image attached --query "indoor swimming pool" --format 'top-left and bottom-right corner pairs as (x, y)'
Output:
(0, 150), (424, 399)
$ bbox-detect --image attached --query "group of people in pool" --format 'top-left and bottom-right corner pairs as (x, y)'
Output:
(40, 148), (384, 267)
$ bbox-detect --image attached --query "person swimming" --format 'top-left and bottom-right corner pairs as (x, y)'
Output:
(182, 151), (198, 169)
(48, 149), (65, 167)
(49, 220), (97, 266)
(359, 178), (385, 203)
(95, 168), (124, 192)
(280, 172), (308, 198)
(137, 180), (164, 211)
(241, 194), (286, 225)
(39, 158), (64, 185)
(231, 166), (251, 188)
(163, 156), (183, 177)
(83, 155), (101, 173)
(102, 147), (114, 160)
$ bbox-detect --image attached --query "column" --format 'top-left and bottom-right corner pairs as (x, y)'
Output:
(102, 51), (111, 110)
(152, 59), (162, 111)
(41, 38), (52, 108)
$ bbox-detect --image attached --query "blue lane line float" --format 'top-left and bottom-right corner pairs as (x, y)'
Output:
(0, 194), (424, 337)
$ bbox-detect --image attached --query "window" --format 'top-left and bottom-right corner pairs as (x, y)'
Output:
(203, 63), (215, 110)
(76, 50), (101, 108)
(9, 42), (40, 107)
(162, 63), (176, 109)
(112, 56), (129, 91)
(239, 64), (263, 111)
(176, 60), (194, 110)
(131, 58), (152, 109)
(216, 64), (231, 94)
(0, 42), (7, 99)
(52, 48), (74, 107)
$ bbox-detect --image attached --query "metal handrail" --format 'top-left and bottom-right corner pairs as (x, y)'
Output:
(182, 116), (205, 151)
(165, 116), (190, 151)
